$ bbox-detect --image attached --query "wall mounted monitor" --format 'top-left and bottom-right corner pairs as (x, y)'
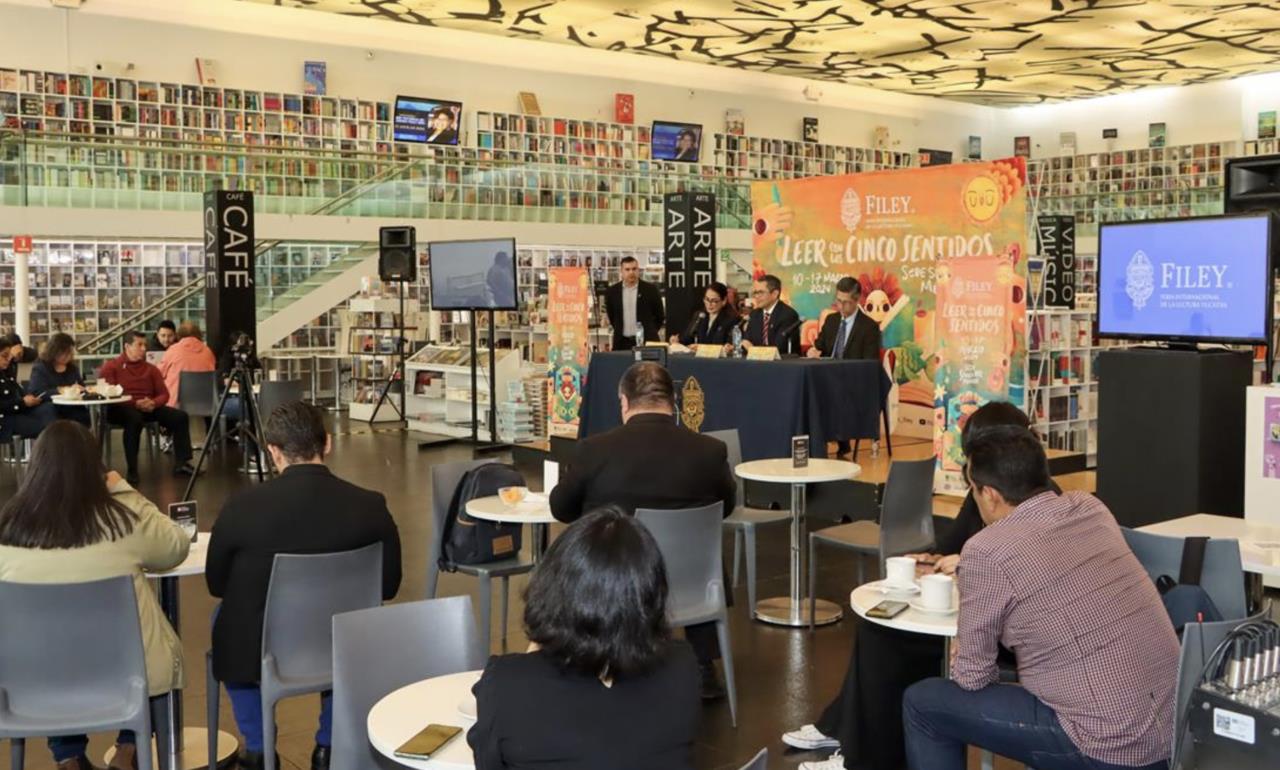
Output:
(393, 96), (462, 145)
(651, 121), (703, 162)
(428, 238), (519, 311)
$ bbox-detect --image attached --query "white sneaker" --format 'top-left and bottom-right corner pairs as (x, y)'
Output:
(798, 752), (846, 770)
(782, 724), (840, 751)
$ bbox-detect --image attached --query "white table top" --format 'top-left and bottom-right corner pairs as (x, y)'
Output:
(51, 394), (132, 407)
(144, 535), (208, 579)
(1138, 514), (1280, 578)
(368, 670), (481, 770)
(735, 458), (860, 484)
(850, 581), (958, 638)
(465, 494), (557, 524)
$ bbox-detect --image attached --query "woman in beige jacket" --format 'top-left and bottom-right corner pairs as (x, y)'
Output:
(0, 420), (190, 770)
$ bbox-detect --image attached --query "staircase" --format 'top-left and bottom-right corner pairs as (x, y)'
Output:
(255, 244), (378, 350)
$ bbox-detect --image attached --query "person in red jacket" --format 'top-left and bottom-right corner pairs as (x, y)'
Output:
(101, 331), (196, 484)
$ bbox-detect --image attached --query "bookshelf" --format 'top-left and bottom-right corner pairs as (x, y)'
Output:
(404, 344), (521, 439)
(339, 294), (426, 423)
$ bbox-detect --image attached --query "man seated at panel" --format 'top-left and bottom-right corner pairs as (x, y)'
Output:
(100, 331), (195, 483)
(550, 361), (737, 700)
(902, 426), (1178, 770)
(206, 401), (402, 770)
(741, 274), (801, 355)
(807, 276), (882, 458)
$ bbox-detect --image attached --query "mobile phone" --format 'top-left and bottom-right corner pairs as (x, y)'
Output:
(866, 600), (909, 619)
(394, 724), (462, 760)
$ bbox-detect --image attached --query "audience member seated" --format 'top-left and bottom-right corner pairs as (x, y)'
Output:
(670, 281), (738, 349)
(100, 331), (195, 483)
(158, 321), (216, 411)
(902, 427), (1178, 770)
(783, 401), (1035, 770)
(29, 333), (90, 426)
(205, 401), (402, 770)
(0, 331), (37, 378)
(0, 420), (190, 770)
(468, 506), (699, 770)
(149, 319), (176, 353)
(214, 329), (261, 423)
(0, 334), (55, 443)
(549, 361), (736, 699)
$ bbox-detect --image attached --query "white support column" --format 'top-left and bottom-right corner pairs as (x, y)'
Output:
(14, 247), (29, 341)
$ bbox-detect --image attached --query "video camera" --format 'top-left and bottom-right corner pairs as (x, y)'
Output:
(230, 333), (259, 368)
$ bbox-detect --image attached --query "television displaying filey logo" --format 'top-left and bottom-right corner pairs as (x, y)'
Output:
(1124, 250), (1154, 310)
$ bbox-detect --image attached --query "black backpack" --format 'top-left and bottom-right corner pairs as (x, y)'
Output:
(438, 463), (526, 570)
(1155, 536), (1224, 633)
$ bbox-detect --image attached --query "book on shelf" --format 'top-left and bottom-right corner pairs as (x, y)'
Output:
(194, 59), (219, 87)
(802, 116), (818, 143)
(613, 93), (634, 125)
(303, 61), (327, 96)
(518, 91), (541, 116)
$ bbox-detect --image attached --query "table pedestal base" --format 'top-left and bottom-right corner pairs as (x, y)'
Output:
(104, 728), (239, 770)
(754, 597), (843, 627)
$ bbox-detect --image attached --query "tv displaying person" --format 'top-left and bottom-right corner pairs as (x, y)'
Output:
(674, 129), (699, 162)
(670, 281), (737, 349)
(742, 274), (801, 355)
(426, 106), (458, 145)
(605, 256), (664, 351)
(486, 251), (516, 309)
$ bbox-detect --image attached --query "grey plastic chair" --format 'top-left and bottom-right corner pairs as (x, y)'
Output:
(1122, 528), (1248, 621)
(0, 577), (169, 770)
(426, 459), (535, 655)
(706, 429), (791, 612)
(206, 544), (384, 770)
(635, 502), (737, 727)
(179, 370), (225, 450)
(257, 379), (306, 420)
(808, 457), (935, 629)
(331, 596), (486, 770)
(738, 748), (768, 770)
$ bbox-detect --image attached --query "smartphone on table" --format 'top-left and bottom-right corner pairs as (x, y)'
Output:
(866, 600), (909, 619)
(394, 724), (463, 760)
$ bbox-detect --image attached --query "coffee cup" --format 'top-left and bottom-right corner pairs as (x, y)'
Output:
(920, 573), (955, 611)
(884, 556), (917, 589)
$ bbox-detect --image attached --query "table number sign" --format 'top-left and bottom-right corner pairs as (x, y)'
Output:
(168, 501), (198, 542)
(792, 435), (810, 468)
(695, 344), (724, 358)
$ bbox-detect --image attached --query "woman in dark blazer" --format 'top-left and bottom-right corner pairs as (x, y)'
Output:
(672, 281), (738, 348)
(468, 507), (699, 770)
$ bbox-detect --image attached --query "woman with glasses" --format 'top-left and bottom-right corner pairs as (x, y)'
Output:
(670, 281), (738, 351)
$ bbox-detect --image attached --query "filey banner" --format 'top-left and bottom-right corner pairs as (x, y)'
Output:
(750, 159), (1028, 463)
(547, 267), (590, 437)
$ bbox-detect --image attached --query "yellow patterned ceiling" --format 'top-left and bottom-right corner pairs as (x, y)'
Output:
(236, 0), (1280, 105)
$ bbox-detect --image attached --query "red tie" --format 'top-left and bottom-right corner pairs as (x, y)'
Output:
(763, 311), (771, 345)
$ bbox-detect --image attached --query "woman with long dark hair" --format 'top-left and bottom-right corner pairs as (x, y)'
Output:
(29, 333), (90, 425)
(468, 506), (699, 770)
(0, 420), (190, 770)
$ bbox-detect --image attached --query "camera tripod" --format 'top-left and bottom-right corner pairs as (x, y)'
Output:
(181, 359), (268, 500)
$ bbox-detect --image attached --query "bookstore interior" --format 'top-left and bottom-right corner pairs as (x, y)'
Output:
(4, 2), (1280, 770)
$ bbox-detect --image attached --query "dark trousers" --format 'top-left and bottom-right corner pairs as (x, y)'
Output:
(684, 623), (720, 664)
(903, 678), (1169, 770)
(4, 401), (55, 440)
(612, 335), (637, 352)
(107, 404), (192, 472)
(48, 731), (135, 762)
(53, 404), (92, 426)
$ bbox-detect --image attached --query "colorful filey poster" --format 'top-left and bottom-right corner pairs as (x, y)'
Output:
(750, 159), (1028, 452)
(547, 267), (590, 438)
(1264, 397), (1280, 478)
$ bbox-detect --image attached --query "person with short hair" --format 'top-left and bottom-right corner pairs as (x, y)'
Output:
(0, 334), (55, 442)
(0, 420), (190, 770)
(670, 281), (738, 348)
(29, 333), (89, 426)
(902, 427), (1178, 770)
(206, 401), (402, 770)
(426, 106), (458, 144)
(673, 129), (699, 161)
(605, 256), (665, 351)
(0, 331), (36, 378)
(807, 276), (883, 458)
(149, 320), (176, 352)
(742, 274), (801, 355)
(468, 507), (699, 770)
(100, 331), (195, 483)
(158, 321), (216, 410)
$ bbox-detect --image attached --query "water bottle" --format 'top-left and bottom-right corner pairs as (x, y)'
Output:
(731, 325), (743, 358)
(635, 329), (644, 350)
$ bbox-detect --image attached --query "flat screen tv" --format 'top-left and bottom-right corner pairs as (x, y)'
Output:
(651, 121), (702, 162)
(428, 238), (518, 311)
(1097, 213), (1275, 345)
(393, 96), (462, 145)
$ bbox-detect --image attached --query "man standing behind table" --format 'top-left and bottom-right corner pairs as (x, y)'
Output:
(742, 274), (801, 355)
(807, 276), (882, 458)
(206, 401), (402, 770)
(101, 331), (196, 484)
(605, 255), (665, 351)
(902, 427), (1179, 770)
(550, 362), (737, 700)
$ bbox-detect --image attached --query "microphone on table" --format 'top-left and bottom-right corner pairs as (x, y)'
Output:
(776, 316), (804, 354)
(681, 311), (706, 341)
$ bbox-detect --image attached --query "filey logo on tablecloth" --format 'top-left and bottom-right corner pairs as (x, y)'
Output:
(1125, 250), (1154, 310)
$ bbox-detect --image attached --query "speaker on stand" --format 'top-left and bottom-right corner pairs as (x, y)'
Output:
(368, 226), (416, 424)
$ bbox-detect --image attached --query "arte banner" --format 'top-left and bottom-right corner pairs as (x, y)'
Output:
(548, 267), (590, 438)
(750, 159), (1028, 448)
(934, 255), (1027, 493)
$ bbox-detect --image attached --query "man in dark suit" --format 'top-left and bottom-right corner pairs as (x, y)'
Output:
(550, 362), (736, 699)
(742, 274), (801, 355)
(808, 276), (883, 458)
(605, 256), (665, 351)
(206, 401), (402, 770)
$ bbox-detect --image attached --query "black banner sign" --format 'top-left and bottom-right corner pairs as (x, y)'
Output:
(663, 192), (717, 339)
(1036, 214), (1076, 309)
(204, 190), (258, 355)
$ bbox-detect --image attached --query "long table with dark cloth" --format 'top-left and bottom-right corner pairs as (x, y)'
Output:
(578, 352), (890, 460)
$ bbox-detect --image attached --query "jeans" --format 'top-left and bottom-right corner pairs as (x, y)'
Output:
(224, 682), (333, 752)
(48, 731), (135, 762)
(903, 678), (1169, 770)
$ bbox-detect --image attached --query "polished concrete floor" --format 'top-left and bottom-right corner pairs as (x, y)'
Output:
(0, 421), (1202, 770)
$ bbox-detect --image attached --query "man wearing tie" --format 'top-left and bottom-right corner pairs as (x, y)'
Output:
(605, 256), (665, 351)
(742, 274), (801, 355)
(808, 276), (882, 458)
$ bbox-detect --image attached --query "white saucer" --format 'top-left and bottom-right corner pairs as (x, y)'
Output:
(871, 579), (920, 595)
(909, 599), (958, 615)
(457, 696), (477, 721)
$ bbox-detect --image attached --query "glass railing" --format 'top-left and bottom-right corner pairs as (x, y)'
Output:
(0, 130), (756, 228)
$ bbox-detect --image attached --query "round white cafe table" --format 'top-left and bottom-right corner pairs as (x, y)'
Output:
(465, 494), (556, 562)
(735, 458), (860, 627)
(850, 579), (958, 678)
(368, 670), (482, 770)
(104, 534), (239, 770)
(51, 394), (131, 453)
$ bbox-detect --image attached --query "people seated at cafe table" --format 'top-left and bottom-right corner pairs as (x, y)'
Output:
(549, 361), (736, 700)
(29, 332), (90, 426)
(0, 420), (190, 770)
(205, 401), (402, 770)
(0, 333), (55, 443)
(158, 321), (216, 411)
(784, 401), (1038, 770)
(148, 319), (176, 353)
(468, 506), (699, 770)
(903, 426), (1178, 770)
(100, 331), (196, 484)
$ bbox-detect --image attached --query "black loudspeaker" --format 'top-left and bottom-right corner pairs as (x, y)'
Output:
(379, 225), (416, 282)
(1225, 154), (1280, 215)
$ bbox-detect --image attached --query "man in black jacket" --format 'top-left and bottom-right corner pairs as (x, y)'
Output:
(605, 256), (665, 351)
(742, 274), (802, 355)
(808, 276), (882, 458)
(206, 401), (402, 770)
(550, 362), (736, 699)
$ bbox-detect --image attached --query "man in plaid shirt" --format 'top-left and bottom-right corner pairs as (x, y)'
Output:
(903, 426), (1178, 770)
